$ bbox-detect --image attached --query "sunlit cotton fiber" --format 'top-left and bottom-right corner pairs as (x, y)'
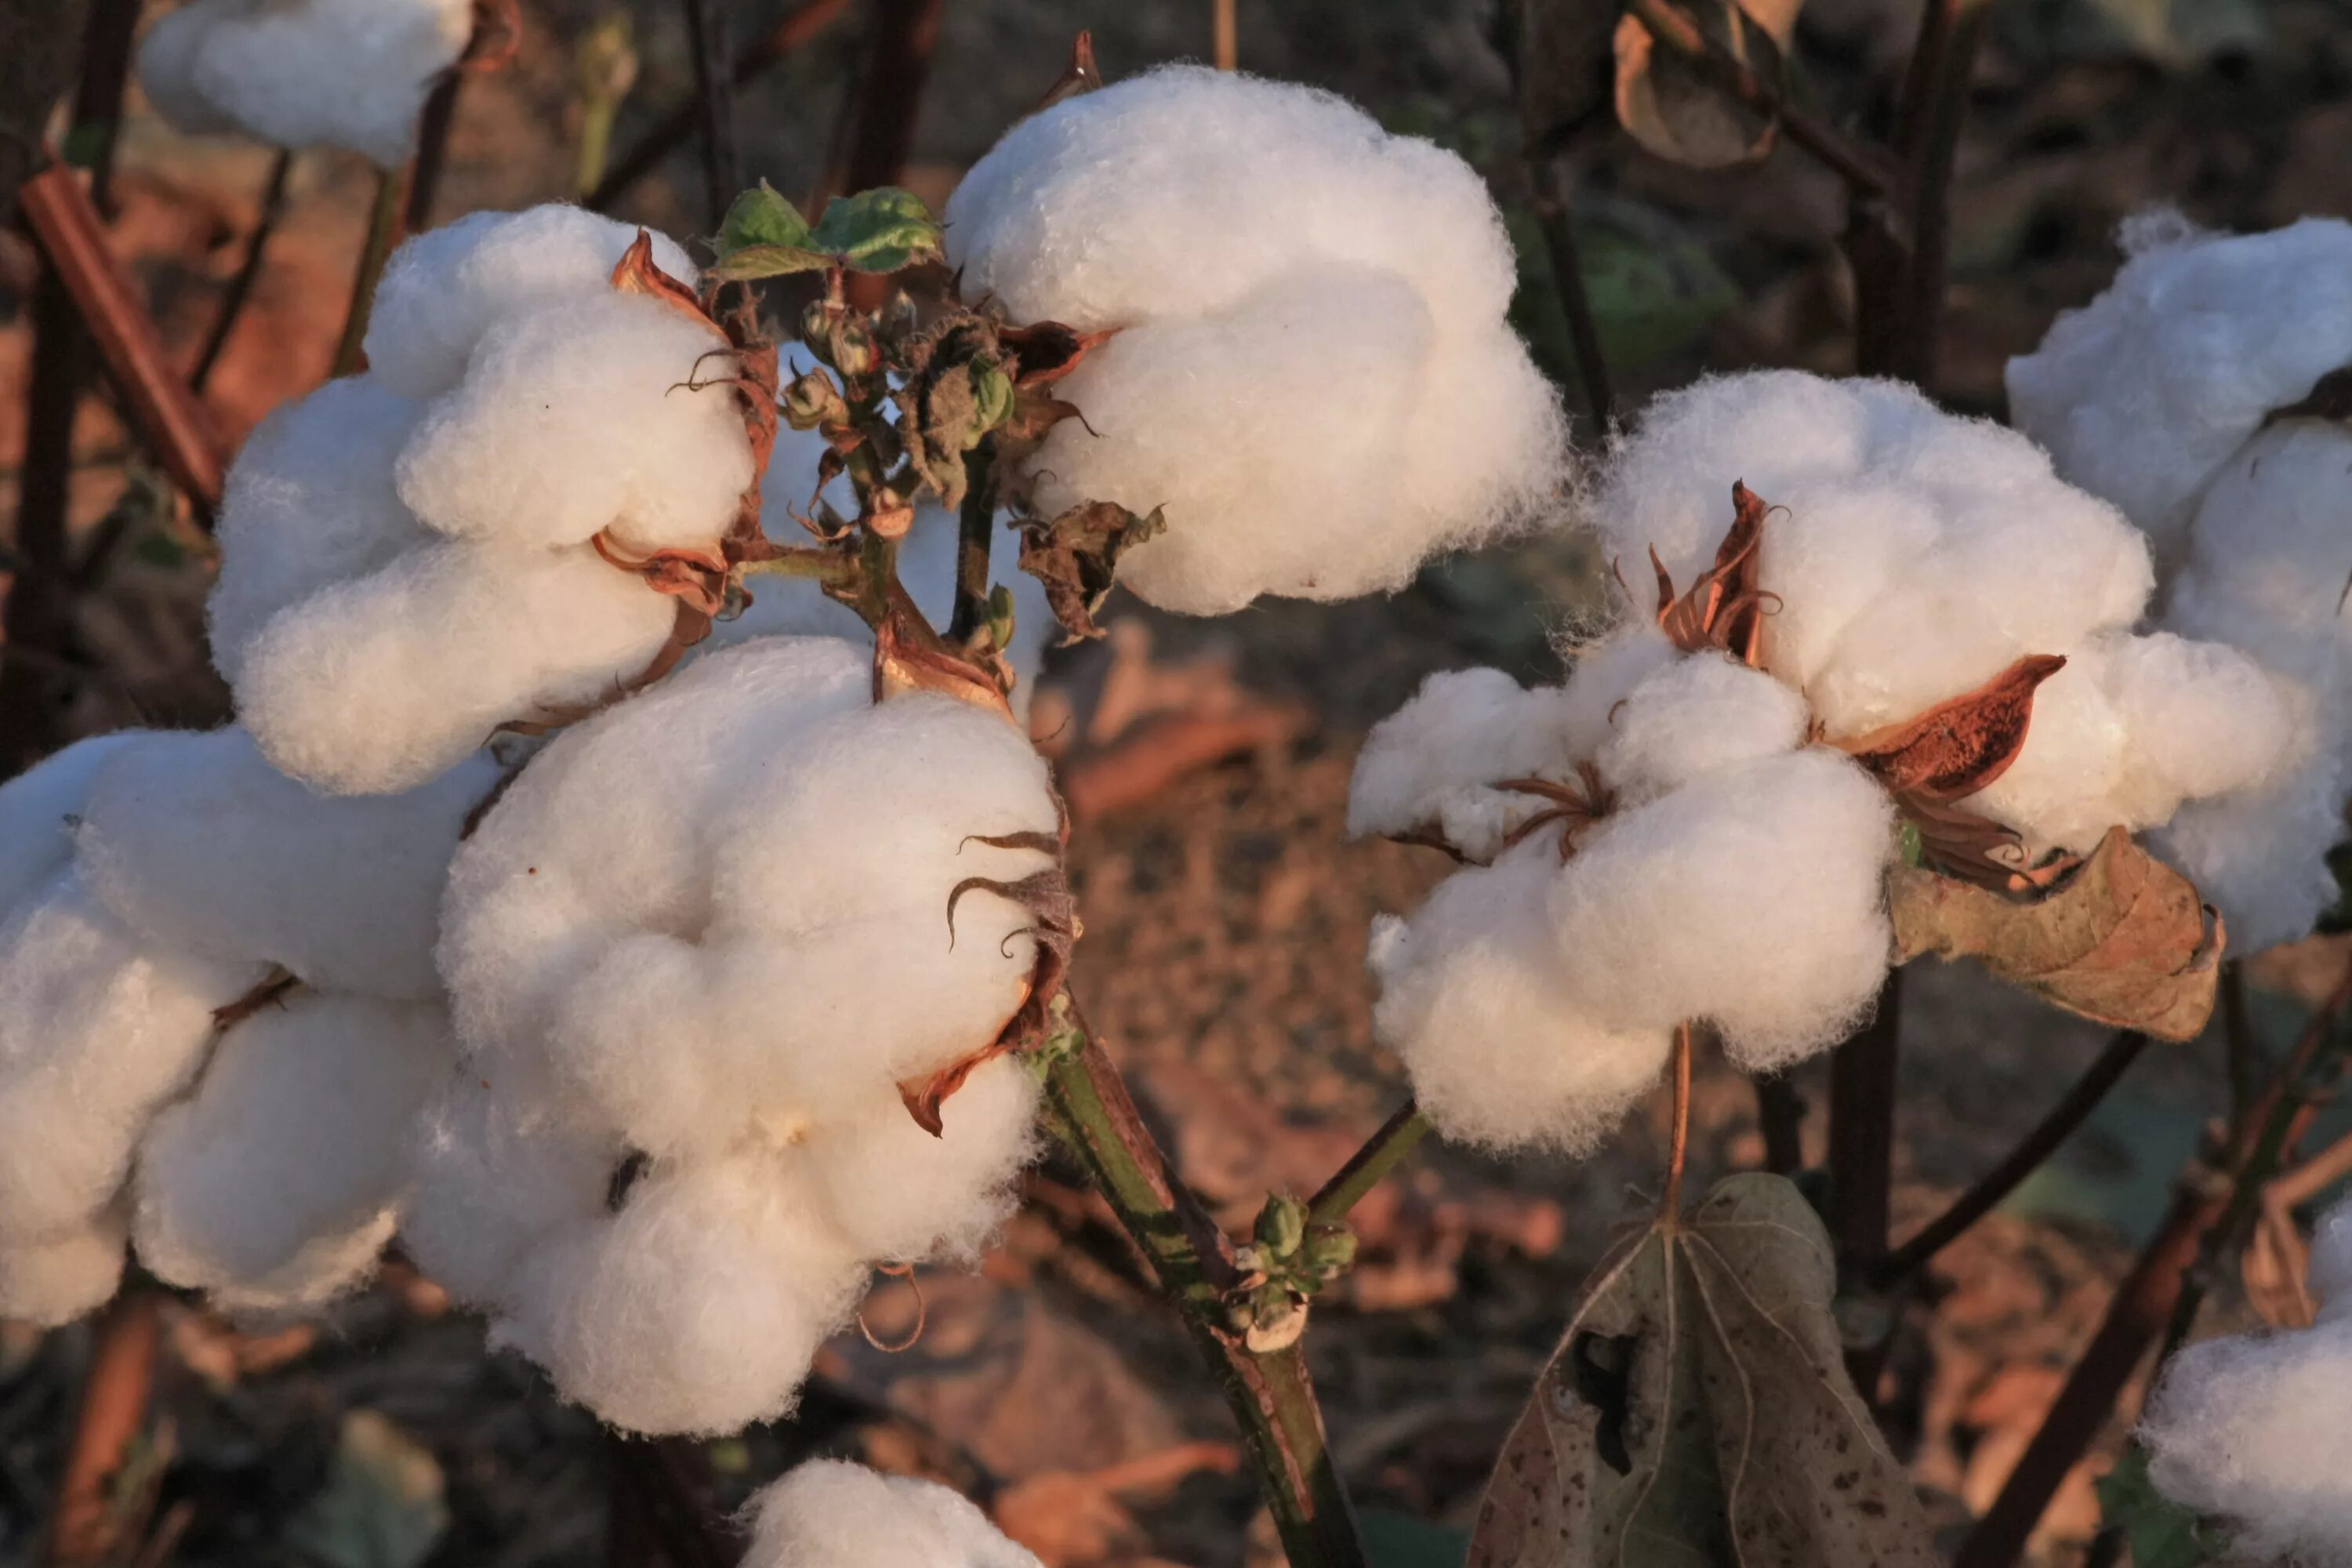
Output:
(742, 1461), (1044, 1568)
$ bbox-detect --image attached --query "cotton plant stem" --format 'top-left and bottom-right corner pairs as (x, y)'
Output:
(405, 70), (466, 233)
(1525, 154), (1616, 428)
(1213, 0), (1238, 69)
(1662, 1024), (1696, 1218)
(1042, 1011), (1367, 1568)
(946, 446), (996, 642)
(1872, 1028), (2151, 1290)
(332, 163), (408, 378)
(681, 0), (743, 227)
(189, 150), (293, 394)
(587, 0), (851, 212)
(1955, 965), (2352, 1568)
(1755, 1073), (1806, 1176)
(43, 1288), (162, 1568)
(1306, 1102), (1430, 1229)
(826, 0), (946, 203)
(1886, 0), (1988, 387)
(1828, 966), (1903, 1276)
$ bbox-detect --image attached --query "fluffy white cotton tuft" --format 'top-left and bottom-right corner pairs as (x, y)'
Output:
(0, 1209), (127, 1327)
(1370, 843), (1675, 1154)
(136, 0), (474, 165)
(0, 734), (140, 920)
(493, 1152), (867, 1437)
(364, 206), (699, 401)
(945, 66), (1567, 615)
(74, 728), (496, 999)
(1595, 652), (1810, 802)
(742, 1461), (1044, 1568)
(800, 1058), (1040, 1265)
(2006, 216), (2352, 553)
(132, 993), (453, 1312)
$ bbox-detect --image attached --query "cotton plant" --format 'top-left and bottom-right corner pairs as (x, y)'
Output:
(2009, 216), (2352, 952)
(739, 1461), (1043, 1568)
(137, 0), (488, 165)
(1349, 370), (2295, 1153)
(0, 728), (492, 1325)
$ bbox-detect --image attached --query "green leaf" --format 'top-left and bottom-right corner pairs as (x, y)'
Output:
(2095, 1448), (2216, 1568)
(706, 242), (836, 281)
(1468, 1174), (1939, 1567)
(283, 1410), (449, 1568)
(808, 187), (944, 274)
(717, 180), (811, 256)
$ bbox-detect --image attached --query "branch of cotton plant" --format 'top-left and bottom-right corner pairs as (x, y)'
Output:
(1755, 1073), (1806, 1174)
(1306, 1102), (1431, 1230)
(1873, 1028), (2151, 1290)
(1885, 0), (1989, 387)
(587, 0), (851, 212)
(42, 1288), (162, 1567)
(1956, 964), (2352, 1568)
(947, 446), (998, 642)
(1524, 154), (1616, 428)
(680, 0), (742, 226)
(332, 165), (406, 377)
(1827, 967), (1902, 1277)
(188, 151), (291, 394)
(1037, 1004), (1368, 1568)
(1619, 0), (1899, 200)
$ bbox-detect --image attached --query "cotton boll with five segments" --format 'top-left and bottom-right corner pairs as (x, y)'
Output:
(742, 1461), (1044, 1568)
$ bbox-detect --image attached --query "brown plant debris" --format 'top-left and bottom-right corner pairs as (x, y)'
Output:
(1646, 480), (1771, 666)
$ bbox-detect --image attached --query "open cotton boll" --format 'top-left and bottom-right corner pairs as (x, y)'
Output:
(1595, 652), (1809, 802)
(1548, 750), (1895, 1070)
(1347, 666), (1578, 863)
(401, 1076), (621, 1307)
(75, 728), (497, 999)
(800, 1057), (1040, 1265)
(235, 538), (679, 795)
(495, 1152), (867, 1436)
(0, 870), (264, 1245)
(132, 993), (453, 1308)
(1370, 842), (1675, 1154)
(0, 1209), (126, 1327)
(395, 292), (753, 554)
(440, 637), (872, 1069)
(365, 206), (699, 401)
(0, 733), (140, 920)
(521, 690), (1057, 1156)
(209, 377), (431, 683)
(2140, 1316), (2352, 1564)
(2006, 216), (2352, 550)
(742, 1461), (1044, 1568)
(140, 0), (474, 166)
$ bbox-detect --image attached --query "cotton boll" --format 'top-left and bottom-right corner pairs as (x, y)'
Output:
(2154, 757), (2350, 954)
(0, 1209), (127, 1327)
(1370, 843), (1675, 1154)
(1966, 661), (2129, 854)
(742, 1461), (1044, 1568)
(495, 1151), (866, 1436)
(75, 728), (497, 998)
(1548, 750), (1896, 1069)
(209, 377), (431, 683)
(365, 206), (700, 400)
(235, 539), (679, 795)
(2093, 630), (2301, 822)
(394, 292), (753, 554)
(800, 1058), (1040, 1264)
(0, 734), (141, 920)
(0, 870), (264, 1244)
(1552, 622), (1682, 761)
(2006, 216), (2352, 551)
(2140, 1316), (2352, 1565)
(132, 993), (453, 1307)
(1348, 667), (1581, 861)
(1596, 653), (1809, 802)
(135, 7), (238, 135)
(441, 637), (872, 1069)
(401, 1075), (621, 1307)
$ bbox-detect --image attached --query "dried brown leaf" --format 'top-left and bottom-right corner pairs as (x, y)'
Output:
(1017, 501), (1166, 644)
(1889, 826), (2225, 1041)
(1838, 654), (2068, 803)
(874, 589), (1016, 719)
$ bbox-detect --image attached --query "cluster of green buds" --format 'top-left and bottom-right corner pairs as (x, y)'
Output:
(1229, 1193), (1359, 1352)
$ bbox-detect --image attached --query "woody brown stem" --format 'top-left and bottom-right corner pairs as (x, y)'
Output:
(1525, 154), (1616, 428)
(332, 164), (408, 377)
(43, 1289), (162, 1567)
(680, 0), (742, 227)
(1755, 1073), (1806, 1175)
(189, 150), (292, 394)
(1829, 967), (1902, 1276)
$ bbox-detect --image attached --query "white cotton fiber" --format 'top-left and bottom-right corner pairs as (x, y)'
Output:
(494, 1151), (867, 1437)
(394, 292), (753, 555)
(136, 0), (474, 165)
(236, 538), (679, 795)
(2006, 216), (2352, 552)
(401, 1075), (621, 1308)
(1594, 372), (2154, 739)
(742, 1461), (1044, 1568)
(132, 993), (452, 1310)
(0, 869), (263, 1245)
(800, 1057), (1039, 1265)
(0, 734), (140, 920)
(1347, 666), (1581, 862)
(0, 1209), (127, 1328)
(946, 66), (1566, 615)
(1548, 750), (1896, 1070)
(209, 377), (431, 684)
(74, 728), (496, 999)
(1369, 842), (1675, 1154)
(2154, 759), (2350, 954)
(1595, 652), (1809, 802)
(365, 207), (700, 401)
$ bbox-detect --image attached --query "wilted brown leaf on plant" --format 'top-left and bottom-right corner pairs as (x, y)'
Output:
(1614, 0), (1802, 169)
(1889, 826), (2223, 1041)
(1017, 500), (1167, 644)
(1469, 1173), (1939, 1568)
(1838, 653), (2068, 802)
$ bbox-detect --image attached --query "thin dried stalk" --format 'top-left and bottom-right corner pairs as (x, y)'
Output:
(43, 1290), (162, 1567)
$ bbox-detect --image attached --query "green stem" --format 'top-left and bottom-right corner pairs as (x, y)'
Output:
(1307, 1102), (1429, 1230)
(332, 163), (408, 377)
(1041, 1009), (1367, 1568)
